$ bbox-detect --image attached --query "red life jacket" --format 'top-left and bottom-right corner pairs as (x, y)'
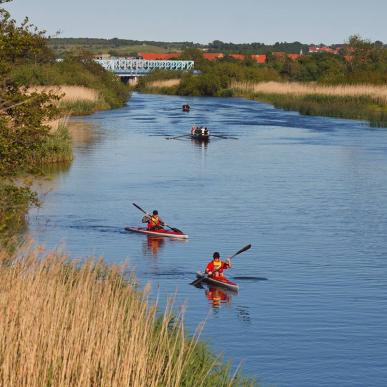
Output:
(147, 215), (161, 230)
(205, 260), (229, 277)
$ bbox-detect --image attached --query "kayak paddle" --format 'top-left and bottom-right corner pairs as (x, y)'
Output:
(190, 244), (252, 286)
(166, 134), (190, 140)
(132, 203), (183, 233)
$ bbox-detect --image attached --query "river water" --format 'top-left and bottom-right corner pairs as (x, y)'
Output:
(29, 92), (387, 386)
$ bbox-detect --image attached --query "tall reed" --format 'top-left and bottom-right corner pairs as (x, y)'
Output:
(231, 81), (387, 127)
(147, 79), (181, 88)
(231, 81), (387, 104)
(0, 245), (256, 386)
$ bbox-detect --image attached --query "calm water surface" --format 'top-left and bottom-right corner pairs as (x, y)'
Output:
(29, 93), (387, 386)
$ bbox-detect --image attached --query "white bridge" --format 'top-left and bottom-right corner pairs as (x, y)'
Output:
(95, 58), (194, 78)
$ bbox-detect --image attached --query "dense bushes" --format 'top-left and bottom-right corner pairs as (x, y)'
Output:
(10, 54), (129, 109)
(138, 56), (281, 96)
(138, 36), (387, 97)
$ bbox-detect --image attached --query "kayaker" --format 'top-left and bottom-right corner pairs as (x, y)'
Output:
(142, 210), (165, 231)
(205, 252), (231, 279)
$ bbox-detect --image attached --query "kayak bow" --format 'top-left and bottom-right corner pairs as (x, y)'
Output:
(125, 227), (188, 239)
(195, 272), (239, 292)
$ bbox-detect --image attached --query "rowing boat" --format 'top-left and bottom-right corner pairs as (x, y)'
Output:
(125, 226), (188, 239)
(195, 272), (239, 292)
(191, 126), (209, 141)
(191, 133), (210, 141)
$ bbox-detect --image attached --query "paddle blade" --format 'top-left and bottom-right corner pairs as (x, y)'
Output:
(164, 223), (183, 234)
(190, 277), (204, 286)
(230, 244), (252, 259)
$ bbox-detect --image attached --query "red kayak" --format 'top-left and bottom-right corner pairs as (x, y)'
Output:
(196, 272), (239, 292)
(125, 227), (188, 239)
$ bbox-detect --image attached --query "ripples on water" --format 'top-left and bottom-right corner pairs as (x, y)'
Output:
(29, 93), (387, 387)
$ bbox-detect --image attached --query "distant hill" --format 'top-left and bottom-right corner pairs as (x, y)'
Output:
(48, 38), (201, 57)
(49, 37), (385, 58)
(48, 38), (312, 57)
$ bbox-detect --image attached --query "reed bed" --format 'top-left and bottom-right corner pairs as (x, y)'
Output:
(29, 86), (101, 102)
(0, 246), (255, 387)
(231, 81), (387, 127)
(29, 86), (108, 115)
(231, 81), (387, 104)
(147, 79), (181, 88)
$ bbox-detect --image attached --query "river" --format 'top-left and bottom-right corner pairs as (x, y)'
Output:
(28, 92), (387, 386)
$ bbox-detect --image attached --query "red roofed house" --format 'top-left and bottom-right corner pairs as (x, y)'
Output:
(139, 52), (180, 60)
(251, 54), (267, 64)
(203, 53), (224, 61)
(229, 54), (246, 60)
(272, 51), (286, 59)
(287, 53), (301, 61)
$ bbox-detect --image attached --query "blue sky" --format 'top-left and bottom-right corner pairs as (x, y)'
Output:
(4, 0), (387, 44)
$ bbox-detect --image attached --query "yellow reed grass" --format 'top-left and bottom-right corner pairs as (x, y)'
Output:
(147, 79), (181, 88)
(47, 114), (70, 132)
(29, 85), (101, 102)
(231, 81), (387, 104)
(0, 244), (243, 387)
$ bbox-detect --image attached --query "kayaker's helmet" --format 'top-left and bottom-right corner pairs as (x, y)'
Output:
(213, 252), (220, 260)
(152, 210), (158, 215)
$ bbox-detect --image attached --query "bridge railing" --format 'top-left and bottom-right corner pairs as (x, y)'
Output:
(95, 58), (194, 76)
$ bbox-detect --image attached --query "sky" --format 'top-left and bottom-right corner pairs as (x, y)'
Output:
(4, 0), (387, 44)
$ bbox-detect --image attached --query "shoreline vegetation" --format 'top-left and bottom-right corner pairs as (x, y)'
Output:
(0, 3), (130, 241)
(234, 81), (387, 126)
(135, 37), (387, 127)
(0, 245), (256, 386)
(137, 79), (387, 127)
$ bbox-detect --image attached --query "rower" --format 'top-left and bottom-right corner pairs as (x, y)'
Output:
(205, 252), (231, 279)
(142, 210), (165, 231)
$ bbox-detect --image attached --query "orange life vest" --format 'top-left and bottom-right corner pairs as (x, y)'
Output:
(147, 215), (161, 230)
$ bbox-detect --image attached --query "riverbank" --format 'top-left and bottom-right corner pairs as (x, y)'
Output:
(232, 81), (387, 127)
(136, 79), (387, 127)
(0, 244), (256, 386)
(30, 85), (111, 116)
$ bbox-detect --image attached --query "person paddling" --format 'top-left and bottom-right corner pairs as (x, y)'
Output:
(142, 210), (165, 231)
(205, 252), (232, 279)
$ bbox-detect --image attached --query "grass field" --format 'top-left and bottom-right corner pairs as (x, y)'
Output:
(231, 81), (387, 104)
(0, 245), (256, 386)
(231, 81), (387, 127)
(49, 42), (171, 56)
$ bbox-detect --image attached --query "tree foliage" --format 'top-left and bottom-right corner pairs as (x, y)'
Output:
(0, 0), (61, 176)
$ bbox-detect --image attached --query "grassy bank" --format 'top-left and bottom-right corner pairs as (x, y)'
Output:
(232, 81), (387, 127)
(30, 85), (112, 115)
(0, 116), (72, 243)
(0, 246), (256, 386)
(12, 58), (130, 115)
(139, 78), (387, 127)
(1, 3), (131, 242)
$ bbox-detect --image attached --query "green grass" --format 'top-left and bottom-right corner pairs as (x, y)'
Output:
(33, 124), (73, 164)
(10, 60), (130, 110)
(0, 183), (38, 246)
(248, 92), (387, 127)
(59, 99), (110, 116)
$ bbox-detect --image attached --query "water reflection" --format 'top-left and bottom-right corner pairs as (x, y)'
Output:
(31, 162), (71, 198)
(68, 120), (102, 152)
(142, 236), (165, 258)
(202, 284), (235, 309)
(191, 138), (209, 151)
